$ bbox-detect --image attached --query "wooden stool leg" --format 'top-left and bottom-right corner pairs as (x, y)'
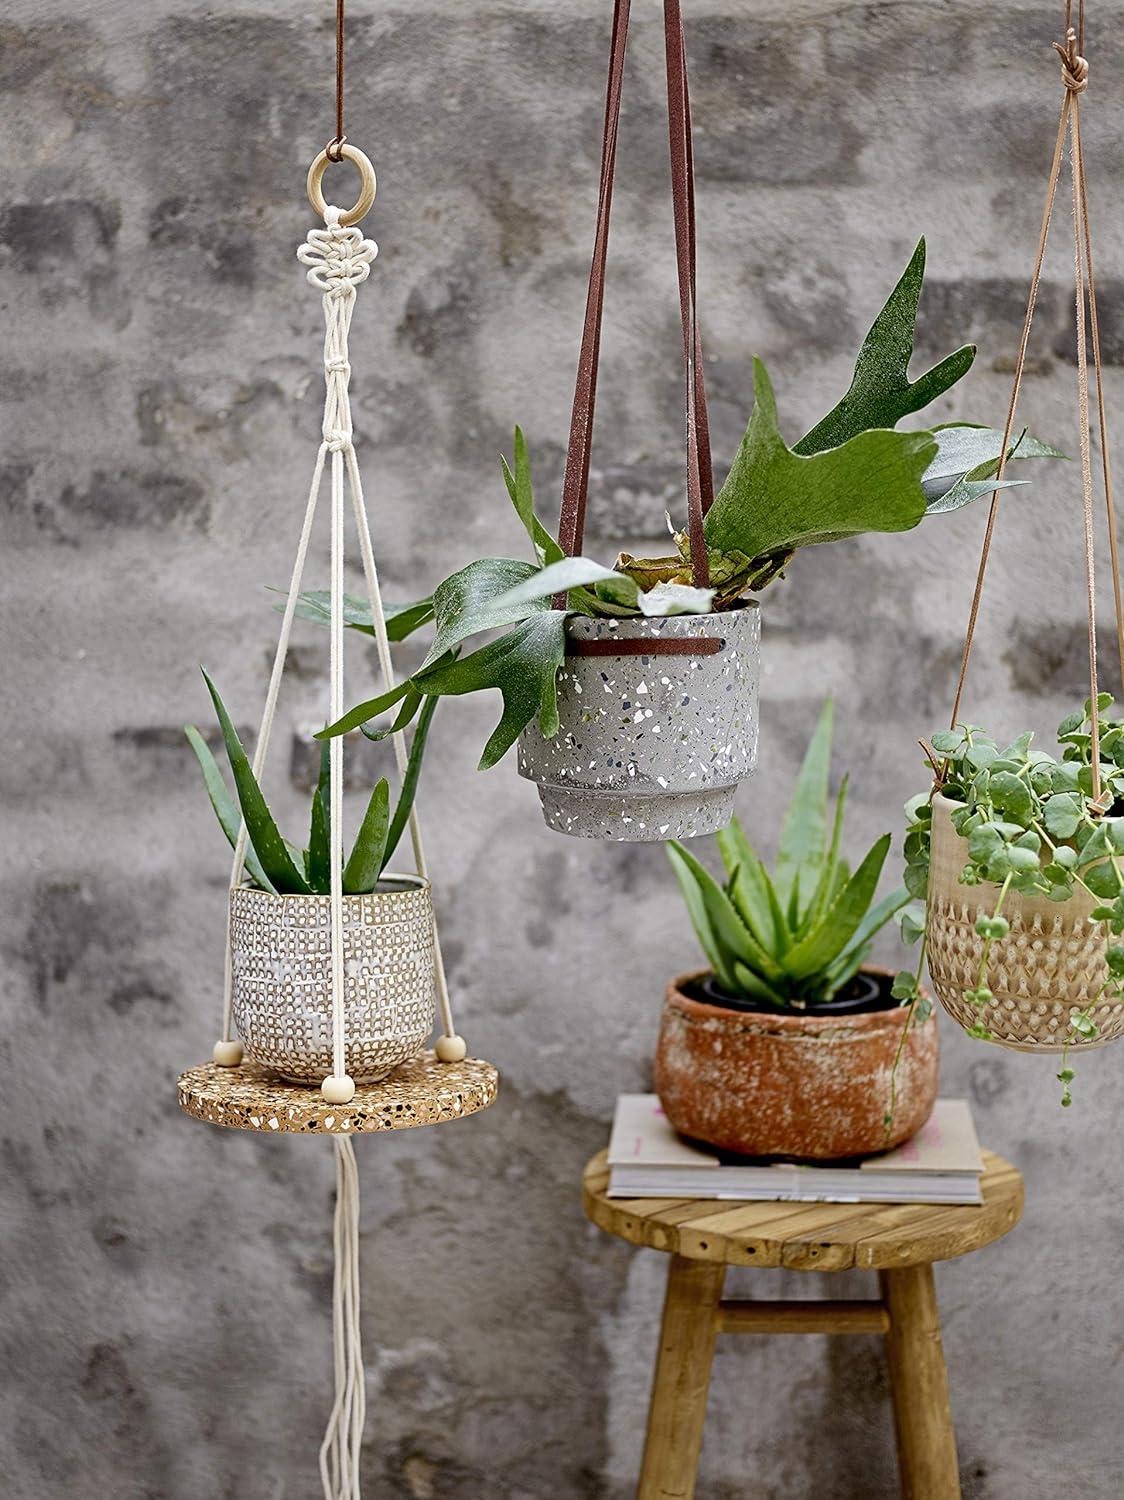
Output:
(880, 1265), (961, 1500)
(637, 1254), (725, 1500)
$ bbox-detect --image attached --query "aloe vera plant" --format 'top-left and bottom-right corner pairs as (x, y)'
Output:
(186, 669), (437, 896)
(667, 701), (909, 1008)
(316, 239), (1062, 770)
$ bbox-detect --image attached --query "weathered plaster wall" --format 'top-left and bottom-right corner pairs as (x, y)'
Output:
(2, 2), (1122, 1495)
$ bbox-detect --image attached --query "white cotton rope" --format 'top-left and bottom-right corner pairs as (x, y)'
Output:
(218, 205), (463, 1053)
(213, 207), (468, 1497)
(319, 1135), (365, 1500)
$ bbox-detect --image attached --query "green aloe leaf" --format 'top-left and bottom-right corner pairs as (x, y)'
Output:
(783, 834), (892, 979)
(668, 842), (788, 984)
(184, 725), (277, 894)
(775, 700), (834, 906)
(418, 612), (568, 769)
(667, 842), (739, 992)
(704, 360), (937, 563)
(501, 426), (565, 567)
(201, 670), (312, 895)
(717, 818), (785, 949)
(307, 740), (331, 885)
(794, 238), (975, 455)
(826, 885), (911, 979)
(307, 789), (330, 893)
(342, 779), (390, 894)
(796, 772), (850, 938)
(730, 961), (787, 1008)
(383, 692), (440, 869)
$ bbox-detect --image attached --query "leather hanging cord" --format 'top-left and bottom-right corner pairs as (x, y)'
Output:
(554, 0), (713, 604)
(945, 6), (1122, 802)
(665, 0), (714, 587)
(554, 0), (632, 603)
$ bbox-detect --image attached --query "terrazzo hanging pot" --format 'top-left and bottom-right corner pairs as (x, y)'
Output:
(229, 877), (436, 1085)
(925, 795), (1124, 1052)
(516, 605), (760, 841)
(653, 967), (939, 1160)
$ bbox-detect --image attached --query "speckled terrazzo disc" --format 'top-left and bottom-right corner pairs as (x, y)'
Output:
(516, 606), (760, 840)
(177, 1052), (499, 1134)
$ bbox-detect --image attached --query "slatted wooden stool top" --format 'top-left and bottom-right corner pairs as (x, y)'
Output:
(583, 1148), (1023, 1271)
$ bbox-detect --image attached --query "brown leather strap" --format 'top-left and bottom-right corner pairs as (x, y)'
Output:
(554, 0), (713, 606)
(664, 0), (713, 586)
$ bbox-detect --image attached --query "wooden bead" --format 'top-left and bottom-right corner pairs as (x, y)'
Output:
(435, 1034), (467, 1063)
(321, 1074), (356, 1104)
(213, 1039), (244, 1067)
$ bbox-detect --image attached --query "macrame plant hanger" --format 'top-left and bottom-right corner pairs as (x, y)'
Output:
(947, 0), (1124, 756)
(177, 7), (498, 1495)
(924, 0), (1124, 1054)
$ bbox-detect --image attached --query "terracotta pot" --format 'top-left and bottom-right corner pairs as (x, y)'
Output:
(926, 793), (1124, 1052)
(653, 967), (939, 1160)
(516, 605), (760, 841)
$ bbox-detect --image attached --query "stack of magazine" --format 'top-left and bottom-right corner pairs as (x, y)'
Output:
(607, 1096), (984, 1206)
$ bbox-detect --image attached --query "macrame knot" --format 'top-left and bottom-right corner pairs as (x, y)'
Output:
(298, 217), (378, 295)
(325, 356), (351, 377)
(324, 430), (351, 454)
(1054, 28), (1089, 93)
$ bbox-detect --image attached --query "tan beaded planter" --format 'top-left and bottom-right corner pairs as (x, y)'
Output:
(927, 794), (1124, 1052)
(653, 967), (939, 1160)
(229, 876), (436, 1084)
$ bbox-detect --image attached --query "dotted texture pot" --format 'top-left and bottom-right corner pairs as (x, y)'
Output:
(926, 794), (1124, 1052)
(516, 606), (760, 841)
(229, 877), (436, 1085)
(653, 968), (939, 1160)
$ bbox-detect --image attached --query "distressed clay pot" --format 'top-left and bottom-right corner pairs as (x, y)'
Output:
(653, 967), (939, 1160)
(926, 793), (1124, 1052)
(516, 606), (760, 841)
(229, 876), (436, 1084)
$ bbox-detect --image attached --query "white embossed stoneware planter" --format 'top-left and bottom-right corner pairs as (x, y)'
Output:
(926, 795), (1124, 1052)
(516, 605), (760, 840)
(229, 877), (436, 1084)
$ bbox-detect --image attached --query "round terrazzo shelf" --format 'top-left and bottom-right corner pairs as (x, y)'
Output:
(177, 1050), (499, 1135)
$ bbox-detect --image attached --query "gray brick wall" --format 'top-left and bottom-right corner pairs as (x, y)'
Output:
(3, 2), (1122, 1495)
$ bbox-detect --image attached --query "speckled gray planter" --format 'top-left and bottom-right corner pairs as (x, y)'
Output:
(516, 606), (760, 840)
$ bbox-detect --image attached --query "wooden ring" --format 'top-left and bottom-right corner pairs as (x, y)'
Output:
(306, 143), (377, 227)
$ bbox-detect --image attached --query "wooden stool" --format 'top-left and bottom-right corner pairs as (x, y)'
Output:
(584, 1149), (1023, 1500)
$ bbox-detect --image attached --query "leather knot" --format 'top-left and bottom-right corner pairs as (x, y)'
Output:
(1054, 28), (1089, 93)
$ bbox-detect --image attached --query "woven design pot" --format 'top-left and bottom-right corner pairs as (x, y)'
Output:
(927, 794), (1124, 1052)
(653, 968), (939, 1160)
(229, 877), (436, 1084)
(516, 606), (760, 841)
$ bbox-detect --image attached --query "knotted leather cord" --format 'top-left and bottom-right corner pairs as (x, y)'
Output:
(946, 2), (1124, 803)
(553, 0), (714, 607)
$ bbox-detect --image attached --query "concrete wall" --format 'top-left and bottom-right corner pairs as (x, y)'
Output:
(3, 2), (1122, 1495)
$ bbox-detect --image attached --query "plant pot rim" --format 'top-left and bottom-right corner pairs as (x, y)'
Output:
(666, 966), (927, 1034)
(232, 872), (431, 899)
(564, 600), (759, 636)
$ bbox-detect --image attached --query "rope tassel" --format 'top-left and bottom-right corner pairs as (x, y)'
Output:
(319, 1137), (365, 1500)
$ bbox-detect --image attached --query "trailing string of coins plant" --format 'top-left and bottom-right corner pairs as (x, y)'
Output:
(899, 697), (1124, 1102)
